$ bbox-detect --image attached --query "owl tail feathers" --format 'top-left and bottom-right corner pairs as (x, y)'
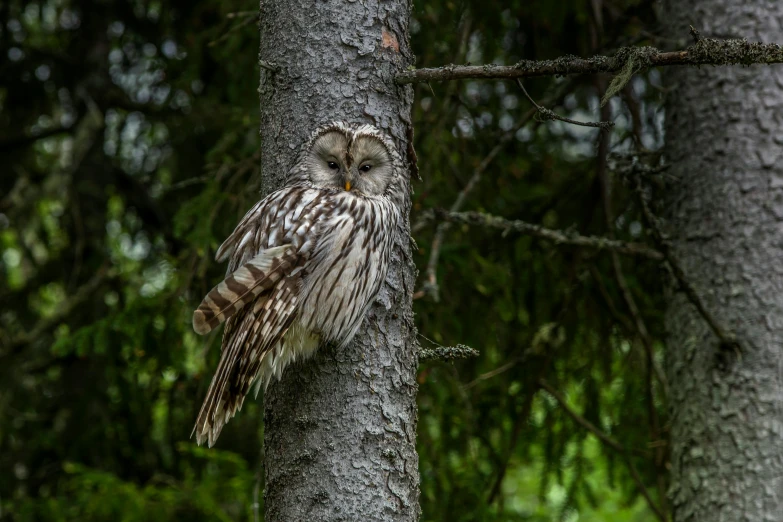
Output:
(192, 393), (245, 447)
(192, 245), (295, 335)
(193, 349), (285, 446)
(192, 358), (254, 447)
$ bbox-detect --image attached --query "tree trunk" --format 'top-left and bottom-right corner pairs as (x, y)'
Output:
(663, 1), (783, 520)
(257, 1), (419, 521)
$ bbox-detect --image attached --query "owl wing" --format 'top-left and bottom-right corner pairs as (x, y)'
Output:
(192, 262), (305, 447)
(214, 199), (266, 264)
(192, 186), (326, 447)
(192, 244), (296, 335)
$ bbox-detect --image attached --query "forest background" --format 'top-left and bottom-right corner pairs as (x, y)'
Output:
(0, 0), (762, 520)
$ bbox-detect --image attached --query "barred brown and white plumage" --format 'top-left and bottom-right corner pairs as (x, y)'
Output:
(192, 122), (406, 447)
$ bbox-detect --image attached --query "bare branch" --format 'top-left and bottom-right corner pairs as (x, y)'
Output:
(414, 81), (576, 300)
(539, 379), (625, 452)
(0, 117), (82, 153)
(227, 10), (258, 18)
(422, 209), (664, 260)
(396, 36), (783, 85)
(209, 11), (260, 47)
(539, 379), (667, 522)
(4, 265), (111, 354)
(464, 322), (564, 390)
(415, 105), (538, 300)
(517, 79), (614, 130)
(633, 176), (741, 352)
(596, 112), (669, 513)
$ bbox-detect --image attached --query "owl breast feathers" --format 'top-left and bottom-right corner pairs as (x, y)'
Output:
(192, 122), (406, 447)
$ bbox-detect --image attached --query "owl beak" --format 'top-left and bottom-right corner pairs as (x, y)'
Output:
(344, 180), (351, 191)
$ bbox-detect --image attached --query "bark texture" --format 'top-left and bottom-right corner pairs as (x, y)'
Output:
(257, 1), (419, 521)
(663, 1), (783, 520)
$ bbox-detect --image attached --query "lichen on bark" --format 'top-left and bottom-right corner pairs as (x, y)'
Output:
(662, 1), (783, 520)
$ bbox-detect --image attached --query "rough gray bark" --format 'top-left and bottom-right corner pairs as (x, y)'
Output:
(662, 1), (783, 520)
(257, 1), (419, 521)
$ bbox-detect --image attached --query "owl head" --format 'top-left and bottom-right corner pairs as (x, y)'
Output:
(289, 122), (405, 198)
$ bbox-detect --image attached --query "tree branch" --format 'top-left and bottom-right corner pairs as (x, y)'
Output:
(539, 379), (667, 522)
(0, 118), (81, 153)
(517, 79), (614, 130)
(208, 10), (260, 47)
(596, 106), (669, 514)
(4, 264), (111, 354)
(539, 379), (624, 452)
(418, 344), (479, 362)
(414, 105), (538, 300)
(633, 175), (741, 352)
(414, 81), (576, 301)
(422, 209), (664, 260)
(396, 36), (783, 84)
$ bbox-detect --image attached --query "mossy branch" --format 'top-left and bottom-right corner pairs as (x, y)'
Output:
(422, 209), (664, 261)
(419, 344), (480, 361)
(396, 35), (783, 105)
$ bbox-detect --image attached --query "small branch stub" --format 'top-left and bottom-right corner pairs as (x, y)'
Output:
(419, 344), (480, 361)
(258, 60), (280, 73)
(689, 25), (703, 43)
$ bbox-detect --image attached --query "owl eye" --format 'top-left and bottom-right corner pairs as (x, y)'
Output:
(359, 164), (372, 173)
(327, 161), (339, 170)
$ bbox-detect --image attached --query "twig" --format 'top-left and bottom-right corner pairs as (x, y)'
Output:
(416, 105), (538, 300)
(419, 344), (479, 361)
(608, 155), (670, 180)
(483, 322), (563, 504)
(423, 209), (664, 260)
(517, 79), (614, 129)
(633, 176), (740, 351)
(415, 81), (576, 300)
(596, 110), (669, 513)
(538, 379), (667, 522)
(463, 357), (520, 389)
(689, 25), (702, 44)
(589, 263), (669, 402)
(163, 175), (209, 193)
(539, 379), (625, 452)
(609, 248), (670, 391)
(405, 121), (420, 181)
(395, 36), (783, 85)
(208, 12), (260, 47)
(595, 111), (669, 401)
(4, 264), (111, 354)
(227, 10), (258, 19)
(0, 114), (83, 153)
(463, 322), (563, 390)
(405, 14), (473, 184)
(411, 13), (472, 183)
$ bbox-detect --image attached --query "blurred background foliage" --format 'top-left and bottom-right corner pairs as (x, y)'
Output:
(0, 0), (668, 520)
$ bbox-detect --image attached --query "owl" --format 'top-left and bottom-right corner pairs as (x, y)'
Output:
(191, 122), (406, 447)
